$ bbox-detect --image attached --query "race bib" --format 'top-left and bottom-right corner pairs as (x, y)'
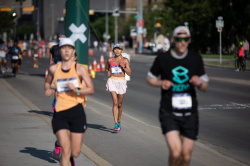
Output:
(34, 54), (38, 58)
(172, 93), (192, 110)
(57, 77), (79, 93)
(12, 56), (19, 60)
(111, 65), (122, 74)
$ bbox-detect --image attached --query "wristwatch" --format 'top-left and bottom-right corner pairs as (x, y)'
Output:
(76, 89), (81, 95)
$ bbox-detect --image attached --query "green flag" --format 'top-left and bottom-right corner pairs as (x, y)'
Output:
(65, 0), (89, 69)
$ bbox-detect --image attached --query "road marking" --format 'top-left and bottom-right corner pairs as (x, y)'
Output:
(0, 78), (111, 166)
(209, 76), (250, 86)
(87, 96), (160, 129)
(230, 102), (250, 108)
(198, 103), (250, 110)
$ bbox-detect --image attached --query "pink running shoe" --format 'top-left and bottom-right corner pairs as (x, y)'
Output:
(52, 141), (61, 159)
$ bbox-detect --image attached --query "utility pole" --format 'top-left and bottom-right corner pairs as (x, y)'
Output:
(138, 0), (143, 53)
(51, 3), (54, 38)
(105, 0), (109, 42)
(36, 7), (40, 41)
(114, 0), (119, 43)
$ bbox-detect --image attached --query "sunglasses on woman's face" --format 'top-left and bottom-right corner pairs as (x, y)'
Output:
(175, 37), (190, 42)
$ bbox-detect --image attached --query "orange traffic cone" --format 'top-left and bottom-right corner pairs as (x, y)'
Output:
(97, 63), (100, 72)
(28, 49), (31, 57)
(93, 59), (97, 72)
(101, 64), (105, 71)
(89, 64), (92, 73)
(45, 69), (48, 78)
(100, 54), (104, 65)
(88, 49), (93, 56)
(47, 48), (50, 55)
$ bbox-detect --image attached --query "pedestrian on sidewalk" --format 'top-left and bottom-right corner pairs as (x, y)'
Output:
(243, 38), (249, 59)
(44, 38), (94, 165)
(147, 26), (209, 166)
(105, 43), (131, 131)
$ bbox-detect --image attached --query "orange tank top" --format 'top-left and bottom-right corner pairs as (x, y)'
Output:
(52, 62), (86, 112)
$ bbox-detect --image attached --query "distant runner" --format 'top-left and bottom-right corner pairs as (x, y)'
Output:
(9, 39), (22, 77)
(147, 26), (209, 166)
(105, 43), (131, 131)
(45, 38), (94, 165)
(0, 39), (8, 73)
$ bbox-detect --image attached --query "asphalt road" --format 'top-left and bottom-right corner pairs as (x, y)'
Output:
(1, 50), (250, 166)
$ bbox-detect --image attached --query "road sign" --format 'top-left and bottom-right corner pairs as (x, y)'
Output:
(113, 8), (119, 17)
(138, 19), (144, 27)
(216, 20), (224, 28)
(218, 27), (222, 32)
(130, 27), (137, 37)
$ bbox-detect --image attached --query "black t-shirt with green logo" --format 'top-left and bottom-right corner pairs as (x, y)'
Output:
(149, 50), (206, 113)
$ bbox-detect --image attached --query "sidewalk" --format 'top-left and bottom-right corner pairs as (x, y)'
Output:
(0, 79), (96, 166)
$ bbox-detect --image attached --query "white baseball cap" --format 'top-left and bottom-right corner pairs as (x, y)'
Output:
(173, 26), (191, 37)
(59, 38), (75, 48)
(113, 43), (123, 50)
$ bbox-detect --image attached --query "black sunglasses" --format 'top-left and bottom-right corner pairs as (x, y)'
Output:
(175, 37), (190, 42)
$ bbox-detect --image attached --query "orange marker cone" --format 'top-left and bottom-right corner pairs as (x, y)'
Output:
(101, 64), (105, 71)
(97, 63), (100, 72)
(93, 59), (97, 72)
(88, 49), (93, 56)
(88, 64), (92, 73)
(45, 69), (48, 78)
(47, 48), (50, 55)
(100, 54), (104, 65)
(28, 49), (31, 57)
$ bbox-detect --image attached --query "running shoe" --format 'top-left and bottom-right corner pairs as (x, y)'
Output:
(114, 123), (119, 131)
(118, 122), (121, 131)
(52, 141), (61, 159)
(70, 157), (75, 166)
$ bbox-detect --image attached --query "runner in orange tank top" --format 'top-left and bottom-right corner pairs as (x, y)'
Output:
(44, 38), (94, 165)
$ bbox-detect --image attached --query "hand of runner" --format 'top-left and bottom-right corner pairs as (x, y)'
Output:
(67, 82), (77, 92)
(161, 80), (173, 90)
(189, 75), (201, 87)
(45, 88), (55, 97)
(119, 61), (125, 68)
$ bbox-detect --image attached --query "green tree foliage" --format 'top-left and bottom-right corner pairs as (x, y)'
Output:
(147, 0), (250, 53)
(16, 24), (36, 40)
(0, 12), (16, 38)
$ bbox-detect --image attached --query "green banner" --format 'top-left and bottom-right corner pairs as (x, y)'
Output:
(65, 0), (89, 68)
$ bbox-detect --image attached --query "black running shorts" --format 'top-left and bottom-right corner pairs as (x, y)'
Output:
(159, 107), (199, 140)
(52, 104), (87, 134)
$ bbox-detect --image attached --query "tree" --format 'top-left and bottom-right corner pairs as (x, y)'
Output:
(0, 11), (16, 39)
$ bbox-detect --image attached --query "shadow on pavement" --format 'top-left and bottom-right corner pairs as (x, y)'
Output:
(20, 147), (58, 163)
(29, 110), (53, 117)
(87, 123), (118, 134)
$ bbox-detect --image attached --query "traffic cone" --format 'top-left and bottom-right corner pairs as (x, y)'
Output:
(100, 54), (104, 65)
(88, 49), (93, 56)
(97, 63), (100, 72)
(101, 64), (105, 71)
(45, 69), (48, 78)
(47, 48), (50, 55)
(28, 49), (31, 57)
(38, 49), (42, 58)
(93, 59), (97, 72)
(88, 64), (92, 73)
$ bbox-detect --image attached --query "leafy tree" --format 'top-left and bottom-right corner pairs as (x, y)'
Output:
(16, 24), (36, 40)
(0, 12), (16, 39)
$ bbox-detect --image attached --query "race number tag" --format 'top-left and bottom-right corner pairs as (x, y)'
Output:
(172, 93), (192, 110)
(57, 77), (79, 93)
(34, 54), (38, 58)
(12, 56), (19, 60)
(111, 65), (122, 74)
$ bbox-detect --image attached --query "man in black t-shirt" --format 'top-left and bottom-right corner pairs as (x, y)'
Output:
(147, 26), (209, 166)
